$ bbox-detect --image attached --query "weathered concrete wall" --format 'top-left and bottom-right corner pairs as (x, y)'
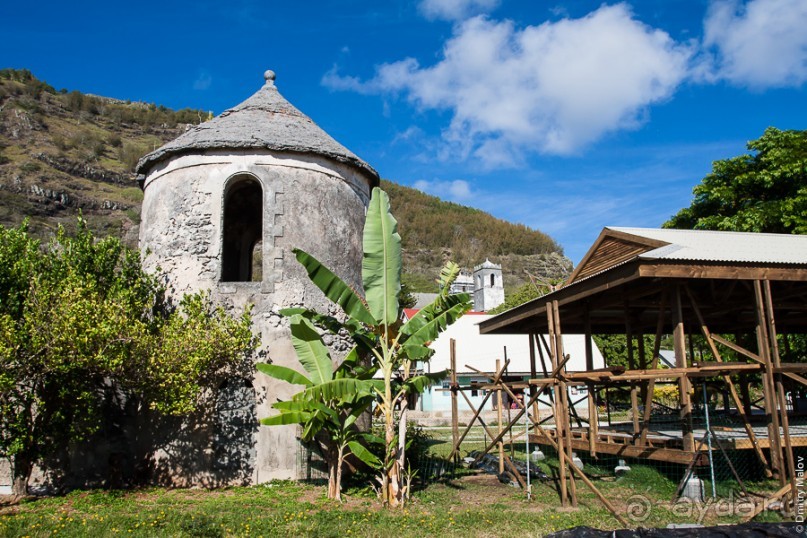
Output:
(0, 458), (11, 494)
(139, 149), (373, 485)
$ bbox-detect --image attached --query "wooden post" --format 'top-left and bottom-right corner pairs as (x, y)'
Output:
(584, 311), (597, 457)
(625, 303), (640, 440)
(553, 300), (577, 507)
(496, 358), (504, 476)
(529, 333), (539, 440)
(764, 280), (796, 507)
(450, 338), (459, 464)
(640, 291), (667, 446)
(754, 280), (784, 483)
(673, 286), (695, 452)
(547, 302), (567, 507)
(684, 285), (771, 476)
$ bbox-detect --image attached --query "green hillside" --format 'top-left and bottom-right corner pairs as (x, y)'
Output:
(0, 69), (570, 290)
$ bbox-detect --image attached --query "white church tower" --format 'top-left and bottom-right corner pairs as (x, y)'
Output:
(473, 259), (504, 312)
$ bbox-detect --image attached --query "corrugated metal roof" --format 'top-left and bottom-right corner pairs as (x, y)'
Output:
(608, 227), (807, 264)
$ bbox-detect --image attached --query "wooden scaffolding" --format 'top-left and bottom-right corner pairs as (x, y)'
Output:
(449, 228), (807, 521)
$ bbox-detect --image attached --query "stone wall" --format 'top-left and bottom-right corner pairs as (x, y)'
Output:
(138, 148), (373, 485)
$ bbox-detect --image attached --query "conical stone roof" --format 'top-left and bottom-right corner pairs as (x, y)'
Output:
(136, 70), (379, 183)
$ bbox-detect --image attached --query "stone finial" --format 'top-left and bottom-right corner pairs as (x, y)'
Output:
(264, 70), (276, 87)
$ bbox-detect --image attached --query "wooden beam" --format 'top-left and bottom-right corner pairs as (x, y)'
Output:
(710, 334), (764, 364)
(684, 284), (770, 476)
(553, 299), (577, 507)
(584, 311), (597, 457)
(640, 291), (667, 447)
(764, 280), (797, 509)
(639, 263), (807, 282)
(532, 424), (628, 526)
(457, 388), (526, 490)
(754, 280), (785, 484)
(674, 285), (695, 452)
(448, 359), (510, 460)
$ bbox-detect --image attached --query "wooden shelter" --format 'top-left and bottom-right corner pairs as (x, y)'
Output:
(461, 227), (807, 515)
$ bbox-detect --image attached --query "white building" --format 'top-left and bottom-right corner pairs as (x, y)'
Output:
(416, 313), (605, 413)
(472, 259), (504, 311)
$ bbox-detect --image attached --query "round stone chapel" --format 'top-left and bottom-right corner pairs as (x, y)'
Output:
(136, 71), (379, 485)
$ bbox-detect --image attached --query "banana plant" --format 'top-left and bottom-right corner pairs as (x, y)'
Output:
(268, 187), (471, 507)
(257, 315), (382, 501)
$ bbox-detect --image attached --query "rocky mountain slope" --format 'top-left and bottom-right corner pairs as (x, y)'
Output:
(0, 69), (571, 291)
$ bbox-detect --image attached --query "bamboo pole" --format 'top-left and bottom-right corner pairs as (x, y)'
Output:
(496, 358), (504, 475)
(529, 333), (540, 441)
(448, 359), (509, 460)
(457, 389), (527, 489)
(450, 339), (459, 465)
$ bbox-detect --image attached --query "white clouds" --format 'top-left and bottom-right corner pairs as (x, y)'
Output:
(703, 0), (807, 88)
(323, 0), (807, 169)
(413, 179), (473, 201)
(325, 4), (693, 162)
(418, 0), (499, 21)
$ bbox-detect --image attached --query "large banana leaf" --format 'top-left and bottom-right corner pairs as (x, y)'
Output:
(292, 249), (376, 326)
(437, 261), (461, 296)
(300, 378), (382, 403)
(399, 302), (471, 360)
(403, 370), (448, 394)
(289, 315), (333, 385)
(334, 347), (378, 380)
(260, 410), (312, 426)
(256, 363), (312, 387)
(362, 188), (401, 327)
(399, 293), (470, 336)
(283, 307), (376, 353)
(348, 440), (382, 468)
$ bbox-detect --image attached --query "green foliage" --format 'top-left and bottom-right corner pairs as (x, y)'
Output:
(666, 127), (807, 234)
(258, 314), (380, 500)
(382, 179), (563, 264)
(267, 188), (472, 506)
(487, 281), (551, 315)
(0, 217), (256, 494)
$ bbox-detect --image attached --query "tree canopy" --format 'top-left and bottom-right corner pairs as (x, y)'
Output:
(665, 128), (807, 234)
(0, 218), (256, 495)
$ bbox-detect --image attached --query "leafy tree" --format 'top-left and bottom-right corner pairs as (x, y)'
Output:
(273, 188), (470, 507)
(487, 281), (553, 315)
(257, 316), (381, 501)
(665, 128), (807, 234)
(0, 218), (256, 496)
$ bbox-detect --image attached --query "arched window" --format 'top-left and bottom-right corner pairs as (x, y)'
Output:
(222, 176), (262, 282)
(490, 274), (495, 287)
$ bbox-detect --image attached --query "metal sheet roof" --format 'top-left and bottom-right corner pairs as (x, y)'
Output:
(608, 227), (807, 265)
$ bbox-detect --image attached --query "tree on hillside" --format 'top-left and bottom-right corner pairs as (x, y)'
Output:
(665, 128), (807, 234)
(0, 218), (256, 496)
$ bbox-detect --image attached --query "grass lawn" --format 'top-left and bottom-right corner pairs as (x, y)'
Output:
(0, 460), (787, 538)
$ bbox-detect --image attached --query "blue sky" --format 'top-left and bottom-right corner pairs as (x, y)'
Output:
(3, 0), (807, 264)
